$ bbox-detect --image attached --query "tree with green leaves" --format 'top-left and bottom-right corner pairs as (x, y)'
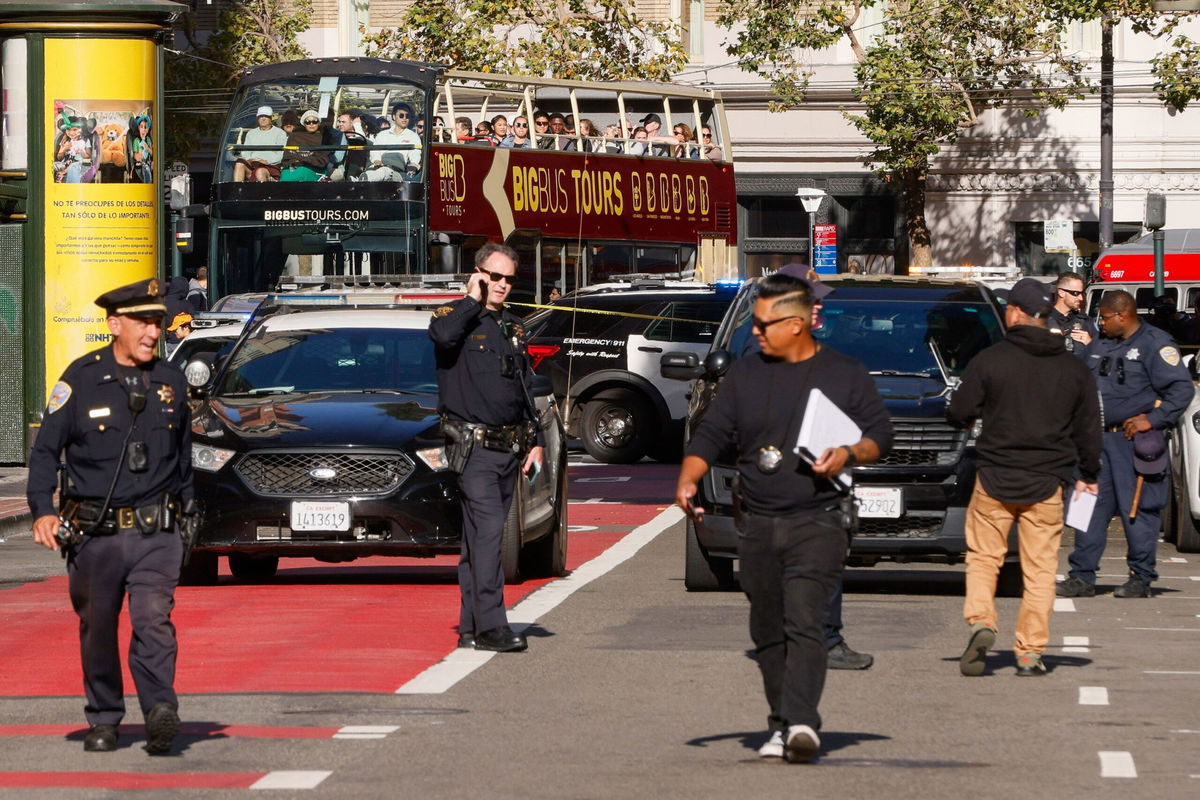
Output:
(718, 1), (1197, 267)
(361, 0), (686, 82)
(165, 0), (313, 163)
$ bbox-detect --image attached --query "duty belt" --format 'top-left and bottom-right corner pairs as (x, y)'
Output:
(62, 495), (175, 536)
(441, 418), (529, 453)
(1103, 424), (1125, 433)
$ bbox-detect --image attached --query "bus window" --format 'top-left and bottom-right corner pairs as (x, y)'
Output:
(1135, 286), (1176, 314)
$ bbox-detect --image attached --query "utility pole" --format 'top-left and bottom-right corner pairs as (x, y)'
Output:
(1099, 14), (1114, 251)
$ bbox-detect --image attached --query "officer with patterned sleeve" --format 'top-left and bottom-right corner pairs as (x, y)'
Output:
(1058, 289), (1194, 599)
(27, 278), (192, 755)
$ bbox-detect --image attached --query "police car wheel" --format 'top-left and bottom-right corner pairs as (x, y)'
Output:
(501, 481), (524, 583)
(580, 389), (651, 464)
(228, 553), (279, 581)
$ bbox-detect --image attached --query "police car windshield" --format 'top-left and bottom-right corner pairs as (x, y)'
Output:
(728, 297), (1003, 378)
(217, 327), (439, 396)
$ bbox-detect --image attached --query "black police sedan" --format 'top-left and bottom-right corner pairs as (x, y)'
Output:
(180, 304), (567, 585)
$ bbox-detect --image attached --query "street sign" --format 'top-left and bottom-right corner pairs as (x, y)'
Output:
(813, 224), (837, 275)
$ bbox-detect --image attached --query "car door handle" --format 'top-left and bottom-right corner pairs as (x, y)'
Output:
(637, 346), (663, 353)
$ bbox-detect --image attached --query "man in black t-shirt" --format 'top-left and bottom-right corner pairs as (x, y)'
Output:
(676, 273), (892, 764)
(1046, 271), (1097, 359)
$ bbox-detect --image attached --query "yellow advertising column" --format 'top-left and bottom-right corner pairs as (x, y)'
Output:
(42, 37), (159, 393)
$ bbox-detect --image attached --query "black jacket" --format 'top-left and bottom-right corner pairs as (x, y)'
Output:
(947, 325), (1101, 504)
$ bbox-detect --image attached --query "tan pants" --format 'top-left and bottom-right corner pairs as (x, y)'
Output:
(962, 480), (1063, 656)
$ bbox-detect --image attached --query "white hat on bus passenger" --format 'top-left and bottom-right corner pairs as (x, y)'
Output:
(256, 106), (273, 118)
(301, 110), (321, 122)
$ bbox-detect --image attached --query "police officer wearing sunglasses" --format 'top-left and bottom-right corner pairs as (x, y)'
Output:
(1047, 271), (1097, 358)
(27, 278), (193, 755)
(429, 243), (544, 652)
(1058, 289), (1194, 599)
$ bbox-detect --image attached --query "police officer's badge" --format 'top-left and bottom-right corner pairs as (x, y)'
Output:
(47, 381), (72, 414)
(157, 385), (175, 405)
(1125, 347), (1140, 361)
(1160, 345), (1181, 366)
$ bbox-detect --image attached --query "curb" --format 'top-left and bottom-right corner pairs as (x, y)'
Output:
(0, 512), (32, 540)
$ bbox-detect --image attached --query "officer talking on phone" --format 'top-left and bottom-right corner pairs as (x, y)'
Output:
(27, 278), (193, 755)
(429, 243), (545, 653)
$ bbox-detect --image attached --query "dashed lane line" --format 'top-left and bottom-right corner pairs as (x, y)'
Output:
(1053, 598), (1077, 613)
(1125, 627), (1200, 632)
(332, 725), (400, 739)
(1098, 751), (1138, 779)
(1079, 687), (1109, 705)
(396, 506), (683, 694)
(250, 771), (332, 790)
(1144, 670), (1200, 675)
(1063, 635), (1089, 653)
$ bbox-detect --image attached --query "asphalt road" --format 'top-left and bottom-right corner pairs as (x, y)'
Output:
(0, 459), (1196, 797)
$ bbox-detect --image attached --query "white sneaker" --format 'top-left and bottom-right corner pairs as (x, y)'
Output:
(785, 724), (821, 763)
(757, 730), (785, 758)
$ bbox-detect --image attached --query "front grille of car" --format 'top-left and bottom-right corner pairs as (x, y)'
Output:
(856, 516), (942, 539)
(235, 451), (414, 497)
(878, 421), (967, 467)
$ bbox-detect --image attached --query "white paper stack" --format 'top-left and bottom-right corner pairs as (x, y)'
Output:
(794, 388), (861, 489)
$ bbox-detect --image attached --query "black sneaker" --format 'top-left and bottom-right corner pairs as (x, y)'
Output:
(144, 703), (180, 755)
(83, 724), (119, 752)
(1015, 653), (1048, 677)
(1113, 576), (1151, 598)
(827, 642), (874, 670)
(1055, 576), (1095, 597)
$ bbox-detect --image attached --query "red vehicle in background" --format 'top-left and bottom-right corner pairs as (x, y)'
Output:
(1087, 229), (1200, 321)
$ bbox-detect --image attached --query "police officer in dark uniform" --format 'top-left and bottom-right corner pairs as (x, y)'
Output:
(429, 243), (544, 653)
(27, 278), (193, 754)
(1058, 289), (1194, 598)
(676, 272), (892, 763)
(1046, 271), (1097, 359)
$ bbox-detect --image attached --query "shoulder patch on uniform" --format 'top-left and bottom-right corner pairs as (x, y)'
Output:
(47, 381), (72, 414)
(1160, 345), (1181, 366)
(434, 305), (453, 318)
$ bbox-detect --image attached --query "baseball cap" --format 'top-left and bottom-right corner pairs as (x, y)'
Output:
(775, 262), (834, 301)
(639, 113), (661, 126)
(256, 106), (273, 118)
(1133, 429), (1167, 475)
(1006, 277), (1053, 318)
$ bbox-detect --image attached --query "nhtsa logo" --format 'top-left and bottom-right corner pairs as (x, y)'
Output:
(264, 209), (370, 222)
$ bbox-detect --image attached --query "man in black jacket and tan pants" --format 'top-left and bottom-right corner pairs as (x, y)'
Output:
(947, 278), (1101, 677)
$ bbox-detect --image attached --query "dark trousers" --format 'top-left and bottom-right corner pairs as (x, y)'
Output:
(67, 526), (182, 726)
(457, 446), (519, 634)
(1068, 432), (1165, 585)
(738, 509), (847, 733)
(825, 580), (845, 649)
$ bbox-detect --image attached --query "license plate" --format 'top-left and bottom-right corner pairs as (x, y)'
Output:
(290, 501), (351, 531)
(855, 487), (903, 518)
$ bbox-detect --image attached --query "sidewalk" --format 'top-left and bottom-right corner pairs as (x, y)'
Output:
(0, 468), (30, 540)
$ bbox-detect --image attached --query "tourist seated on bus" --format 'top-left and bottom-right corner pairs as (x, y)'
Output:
(491, 115), (509, 141)
(576, 119), (600, 153)
(363, 101), (422, 182)
(602, 123), (624, 154)
(639, 113), (669, 156)
(432, 116), (450, 142)
(547, 113), (576, 151)
(473, 120), (498, 146)
(232, 105), (288, 182)
(280, 110), (333, 182)
(670, 123), (700, 159)
(500, 115), (533, 148)
(532, 112), (553, 149)
(328, 110), (371, 180)
(701, 125), (724, 161)
(628, 127), (649, 156)
(454, 117), (473, 143)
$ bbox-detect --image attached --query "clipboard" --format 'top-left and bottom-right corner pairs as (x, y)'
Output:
(794, 388), (861, 490)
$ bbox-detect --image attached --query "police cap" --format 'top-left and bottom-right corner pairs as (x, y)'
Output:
(94, 278), (167, 319)
(1133, 429), (1168, 475)
(776, 262), (834, 301)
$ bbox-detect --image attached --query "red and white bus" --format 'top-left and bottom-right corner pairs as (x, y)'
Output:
(1088, 229), (1200, 318)
(205, 59), (738, 307)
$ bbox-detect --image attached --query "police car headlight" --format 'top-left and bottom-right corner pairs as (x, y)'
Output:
(416, 446), (450, 471)
(192, 444), (236, 472)
(184, 359), (212, 388)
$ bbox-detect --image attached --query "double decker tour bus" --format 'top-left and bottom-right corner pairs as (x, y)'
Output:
(205, 58), (737, 305)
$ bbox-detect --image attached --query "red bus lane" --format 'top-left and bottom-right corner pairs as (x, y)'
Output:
(0, 463), (675, 698)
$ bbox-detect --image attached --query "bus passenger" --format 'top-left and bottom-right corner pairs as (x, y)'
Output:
(629, 126), (649, 156)
(473, 120), (498, 146)
(330, 110), (370, 180)
(455, 117), (473, 143)
(639, 113), (668, 156)
(500, 116), (532, 148)
(548, 113), (576, 151)
(280, 110), (332, 182)
(364, 101), (422, 181)
(433, 116), (449, 142)
(702, 126), (725, 161)
(280, 110), (299, 136)
(532, 112), (553, 149)
(577, 119), (599, 153)
(414, 116), (426, 138)
(671, 123), (699, 159)
(232, 106), (287, 182)
(491, 115), (509, 141)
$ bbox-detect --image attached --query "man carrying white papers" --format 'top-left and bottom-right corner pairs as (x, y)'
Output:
(946, 278), (1100, 679)
(676, 271), (892, 763)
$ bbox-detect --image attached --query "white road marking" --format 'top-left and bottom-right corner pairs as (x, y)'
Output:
(396, 506), (683, 694)
(1144, 670), (1200, 675)
(1063, 636), (1089, 646)
(1126, 627), (1200, 632)
(568, 498), (620, 505)
(573, 476), (631, 483)
(1172, 730), (1200, 733)
(1054, 598), (1076, 613)
(333, 725), (399, 739)
(567, 525), (598, 532)
(1079, 686), (1109, 705)
(1191, 576), (1200, 581)
(250, 771), (333, 790)
(1167, 557), (1187, 563)
(1098, 751), (1137, 779)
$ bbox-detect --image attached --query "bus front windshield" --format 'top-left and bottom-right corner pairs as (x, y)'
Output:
(221, 77), (427, 184)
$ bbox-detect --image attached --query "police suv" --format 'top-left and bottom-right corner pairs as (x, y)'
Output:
(524, 279), (738, 463)
(179, 291), (568, 584)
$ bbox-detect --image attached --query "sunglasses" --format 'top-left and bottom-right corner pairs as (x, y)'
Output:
(395, 113), (409, 119)
(1058, 287), (1083, 296)
(302, 119), (320, 125)
(534, 120), (549, 126)
(514, 122), (528, 128)
(750, 315), (800, 332)
(477, 268), (516, 285)
(702, 133), (712, 138)
(476, 128), (489, 134)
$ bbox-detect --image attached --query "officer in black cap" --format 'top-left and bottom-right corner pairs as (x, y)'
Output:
(1058, 288), (1194, 598)
(27, 277), (193, 754)
(429, 243), (545, 653)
